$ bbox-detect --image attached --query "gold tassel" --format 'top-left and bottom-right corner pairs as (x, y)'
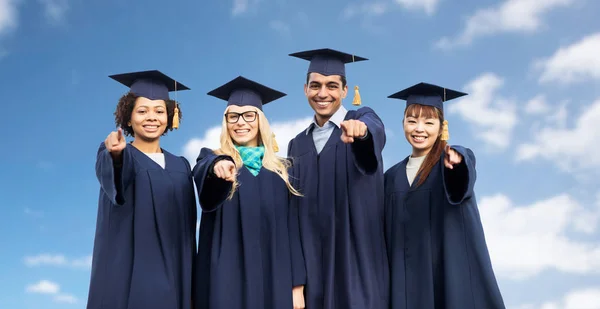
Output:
(352, 85), (361, 106)
(272, 133), (279, 153)
(173, 103), (180, 129)
(441, 120), (449, 141)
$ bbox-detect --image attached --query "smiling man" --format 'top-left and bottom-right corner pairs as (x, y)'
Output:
(286, 48), (389, 309)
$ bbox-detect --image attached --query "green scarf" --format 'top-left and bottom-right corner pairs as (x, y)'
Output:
(235, 145), (264, 176)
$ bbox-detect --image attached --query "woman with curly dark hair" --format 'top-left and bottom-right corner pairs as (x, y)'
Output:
(87, 70), (197, 309)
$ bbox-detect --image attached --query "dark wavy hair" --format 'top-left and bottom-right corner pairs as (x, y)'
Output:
(113, 93), (182, 137)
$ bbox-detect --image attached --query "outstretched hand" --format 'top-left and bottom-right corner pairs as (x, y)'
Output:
(213, 160), (237, 182)
(340, 119), (368, 144)
(444, 144), (463, 169)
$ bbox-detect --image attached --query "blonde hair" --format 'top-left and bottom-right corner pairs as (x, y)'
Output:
(214, 106), (302, 199)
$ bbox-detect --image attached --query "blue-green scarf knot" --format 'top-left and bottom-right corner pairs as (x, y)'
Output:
(235, 145), (264, 176)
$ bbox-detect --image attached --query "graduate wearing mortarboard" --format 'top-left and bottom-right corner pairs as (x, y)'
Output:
(286, 49), (389, 309)
(384, 83), (506, 309)
(87, 71), (197, 309)
(191, 76), (306, 309)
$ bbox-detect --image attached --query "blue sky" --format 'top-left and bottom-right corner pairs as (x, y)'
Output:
(1, 0), (599, 308)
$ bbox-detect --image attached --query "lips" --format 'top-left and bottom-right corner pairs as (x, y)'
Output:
(313, 100), (333, 109)
(234, 129), (250, 135)
(143, 125), (159, 132)
(412, 135), (427, 143)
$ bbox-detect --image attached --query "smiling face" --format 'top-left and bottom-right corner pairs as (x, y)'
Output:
(403, 104), (442, 157)
(304, 72), (347, 126)
(128, 96), (168, 142)
(225, 105), (260, 147)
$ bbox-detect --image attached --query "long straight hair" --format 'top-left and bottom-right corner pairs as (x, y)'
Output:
(214, 106), (302, 199)
(404, 104), (447, 187)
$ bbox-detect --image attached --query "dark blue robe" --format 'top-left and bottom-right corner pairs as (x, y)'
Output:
(287, 106), (389, 309)
(192, 148), (305, 309)
(87, 143), (197, 309)
(384, 145), (505, 309)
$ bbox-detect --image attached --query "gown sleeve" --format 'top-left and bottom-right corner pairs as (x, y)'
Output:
(95, 142), (135, 206)
(442, 145), (477, 205)
(192, 147), (234, 212)
(351, 107), (386, 175)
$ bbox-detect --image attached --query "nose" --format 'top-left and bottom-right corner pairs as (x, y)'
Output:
(415, 122), (424, 132)
(317, 85), (328, 98)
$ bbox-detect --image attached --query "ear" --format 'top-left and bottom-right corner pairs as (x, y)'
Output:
(341, 84), (348, 99)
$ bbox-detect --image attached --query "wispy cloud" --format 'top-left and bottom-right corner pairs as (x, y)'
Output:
(24, 207), (44, 218)
(394, 0), (439, 15)
(269, 20), (290, 37)
(524, 94), (550, 115)
(515, 286), (600, 309)
(446, 73), (517, 150)
(535, 32), (600, 85)
(342, 2), (389, 20)
(480, 192), (600, 280)
(26, 280), (79, 304)
(435, 0), (579, 49)
(517, 98), (600, 173)
(39, 0), (69, 25)
(0, 0), (19, 36)
(26, 280), (60, 294)
(24, 254), (92, 269)
(232, 0), (261, 17)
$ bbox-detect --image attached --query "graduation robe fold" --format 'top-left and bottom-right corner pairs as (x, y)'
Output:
(384, 145), (505, 309)
(287, 106), (389, 309)
(192, 147), (305, 309)
(87, 143), (197, 309)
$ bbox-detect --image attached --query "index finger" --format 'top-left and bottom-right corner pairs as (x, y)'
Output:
(117, 128), (123, 140)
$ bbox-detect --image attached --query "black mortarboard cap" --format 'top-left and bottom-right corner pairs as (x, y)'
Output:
(207, 76), (286, 111)
(109, 70), (190, 101)
(387, 82), (467, 112)
(289, 48), (367, 77)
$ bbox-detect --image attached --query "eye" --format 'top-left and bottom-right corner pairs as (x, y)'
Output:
(426, 122), (434, 125)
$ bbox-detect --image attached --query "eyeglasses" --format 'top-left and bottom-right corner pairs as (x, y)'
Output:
(224, 111), (258, 124)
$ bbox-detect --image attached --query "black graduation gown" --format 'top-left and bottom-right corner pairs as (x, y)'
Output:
(287, 106), (389, 309)
(87, 143), (197, 309)
(192, 148), (306, 309)
(384, 145), (505, 309)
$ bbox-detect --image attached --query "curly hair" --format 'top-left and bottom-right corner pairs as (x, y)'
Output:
(113, 92), (182, 137)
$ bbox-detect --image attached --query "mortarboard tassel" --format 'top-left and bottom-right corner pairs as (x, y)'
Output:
(173, 103), (180, 129)
(441, 120), (449, 141)
(352, 85), (361, 106)
(272, 133), (279, 153)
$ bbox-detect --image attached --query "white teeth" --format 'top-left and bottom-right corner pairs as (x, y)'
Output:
(235, 130), (249, 133)
(413, 136), (425, 141)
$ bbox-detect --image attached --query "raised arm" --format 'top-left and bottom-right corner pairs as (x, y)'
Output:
(95, 129), (134, 205)
(192, 147), (236, 212)
(442, 145), (476, 205)
(346, 107), (386, 175)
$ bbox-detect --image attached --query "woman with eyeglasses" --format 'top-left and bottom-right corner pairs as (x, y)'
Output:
(192, 76), (306, 309)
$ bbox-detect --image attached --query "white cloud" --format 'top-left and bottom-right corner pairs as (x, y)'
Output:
(232, 0), (247, 16)
(516, 98), (600, 172)
(24, 207), (44, 217)
(394, 0), (439, 15)
(436, 0), (577, 49)
(26, 280), (79, 304)
(446, 73), (517, 149)
(0, 0), (18, 36)
(39, 0), (69, 24)
(26, 280), (60, 294)
(525, 95), (550, 115)
(342, 0), (438, 21)
(480, 193), (600, 280)
(54, 293), (78, 304)
(269, 20), (290, 37)
(535, 32), (600, 84)
(516, 287), (600, 309)
(24, 254), (92, 269)
(342, 2), (389, 20)
(183, 117), (312, 164)
(232, 0), (261, 16)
